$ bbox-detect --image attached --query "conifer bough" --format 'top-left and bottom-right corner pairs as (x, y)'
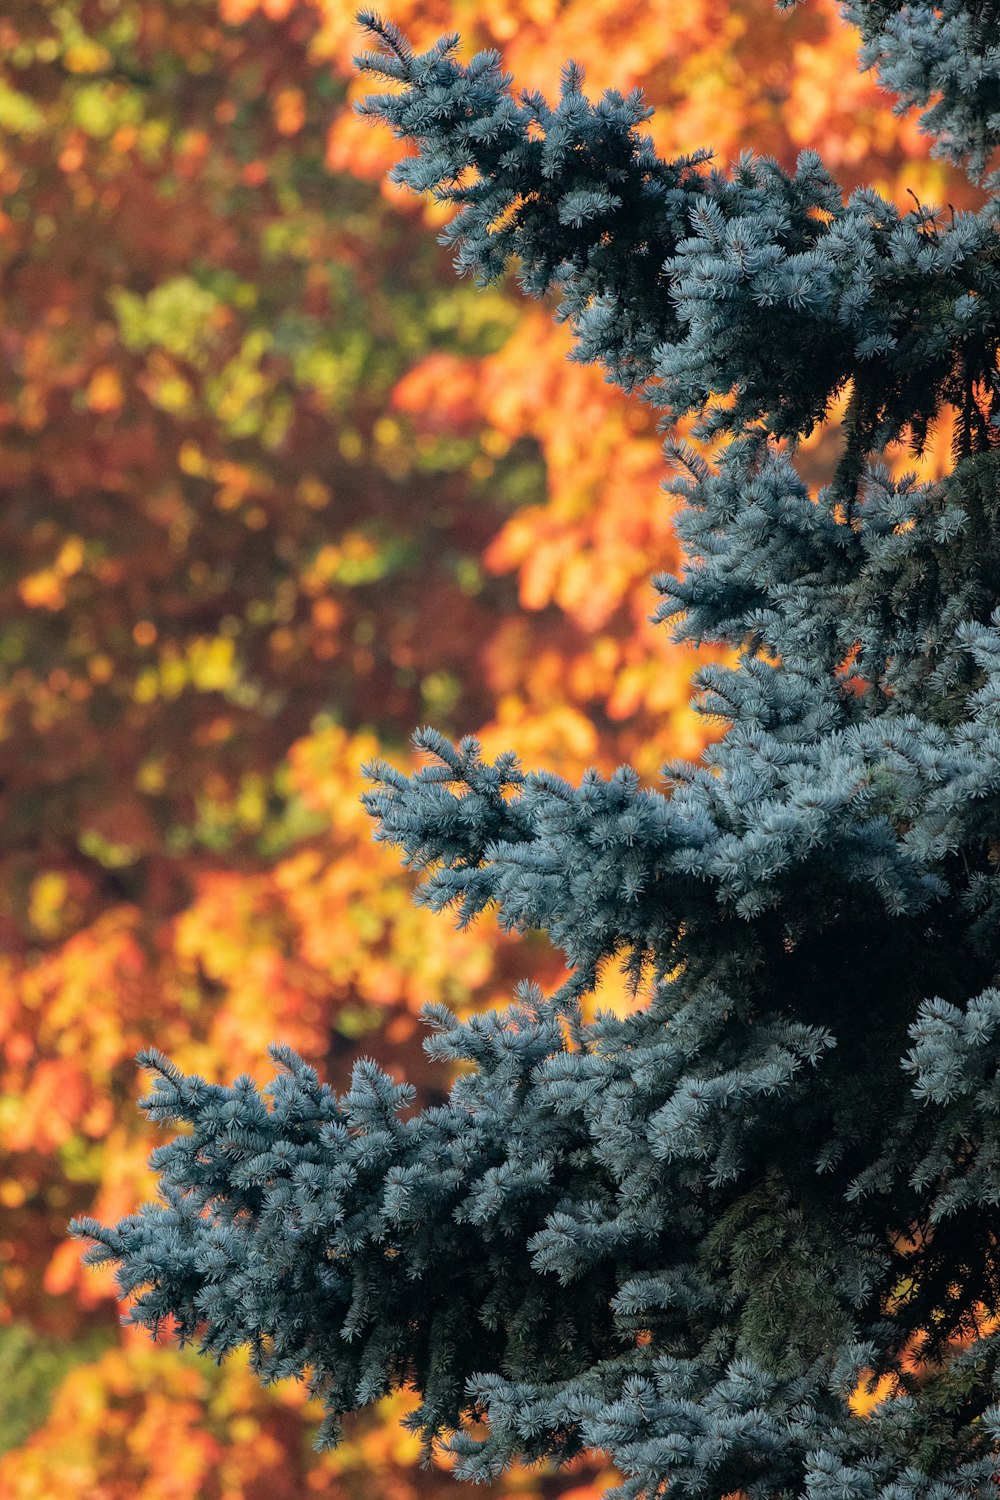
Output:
(74, 4), (1000, 1496)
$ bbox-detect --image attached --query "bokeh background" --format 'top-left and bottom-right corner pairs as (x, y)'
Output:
(0, 0), (978, 1494)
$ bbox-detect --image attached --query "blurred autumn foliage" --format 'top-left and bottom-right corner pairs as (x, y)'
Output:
(0, 0), (976, 1494)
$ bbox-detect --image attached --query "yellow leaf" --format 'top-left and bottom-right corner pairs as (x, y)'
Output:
(18, 570), (65, 610)
(86, 365), (124, 412)
(28, 872), (70, 939)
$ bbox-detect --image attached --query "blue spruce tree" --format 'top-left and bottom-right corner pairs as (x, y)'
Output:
(74, 3), (1000, 1495)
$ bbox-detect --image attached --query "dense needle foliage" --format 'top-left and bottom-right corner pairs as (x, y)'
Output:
(76, 3), (1000, 1496)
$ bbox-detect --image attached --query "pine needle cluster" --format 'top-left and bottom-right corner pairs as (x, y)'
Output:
(74, 5), (1000, 1495)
